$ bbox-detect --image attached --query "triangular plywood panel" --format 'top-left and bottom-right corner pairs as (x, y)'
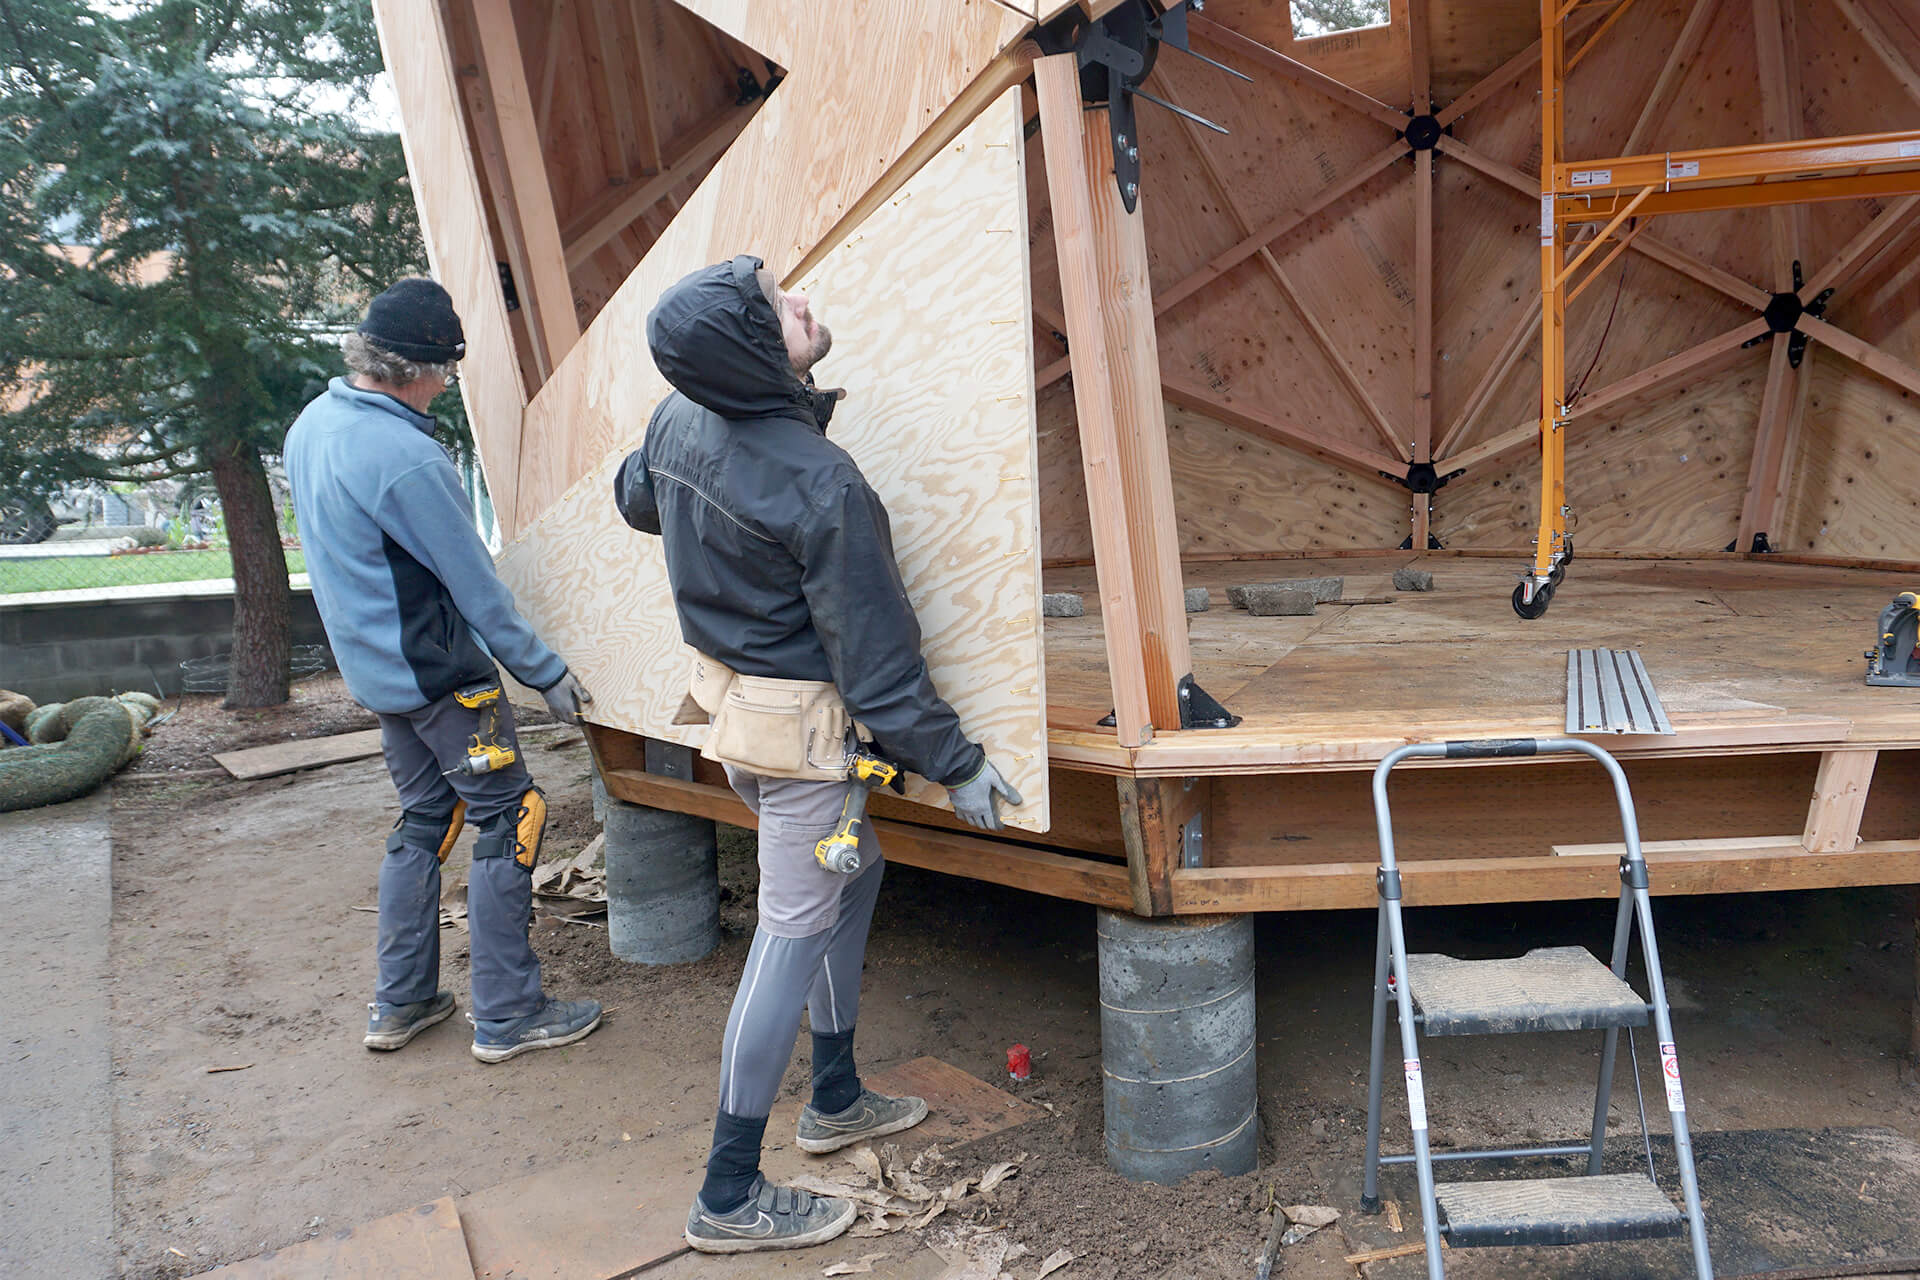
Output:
(495, 92), (1050, 829)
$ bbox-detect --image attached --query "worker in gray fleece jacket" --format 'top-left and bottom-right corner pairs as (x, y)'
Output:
(285, 278), (602, 1064)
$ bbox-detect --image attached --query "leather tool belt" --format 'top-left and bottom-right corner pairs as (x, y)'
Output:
(674, 651), (854, 781)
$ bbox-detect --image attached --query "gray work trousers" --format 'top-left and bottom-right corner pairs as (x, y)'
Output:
(375, 681), (543, 1022)
(715, 768), (885, 1119)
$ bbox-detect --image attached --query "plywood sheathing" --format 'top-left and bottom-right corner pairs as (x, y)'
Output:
(493, 92), (1052, 831)
(1027, 0), (1920, 562)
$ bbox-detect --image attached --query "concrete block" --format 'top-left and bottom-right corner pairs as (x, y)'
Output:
(1226, 576), (1343, 608)
(1243, 585), (1316, 616)
(1099, 911), (1257, 1183)
(603, 799), (720, 965)
(1184, 587), (1211, 613)
(1394, 567), (1435, 592)
(1042, 592), (1085, 618)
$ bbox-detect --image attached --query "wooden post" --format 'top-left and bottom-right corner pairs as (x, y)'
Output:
(1118, 776), (1208, 917)
(1035, 53), (1190, 740)
(470, 0), (581, 381)
(1802, 749), (1878, 853)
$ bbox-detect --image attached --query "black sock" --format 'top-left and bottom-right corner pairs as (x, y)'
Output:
(811, 1026), (862, 1115)
(699, 1109), (767, 1214)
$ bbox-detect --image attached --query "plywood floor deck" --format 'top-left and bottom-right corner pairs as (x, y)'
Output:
(1041, 553), (1920, 774)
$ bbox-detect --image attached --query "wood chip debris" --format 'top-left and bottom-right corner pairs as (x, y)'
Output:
(790, 1144), (1028, 1239)
(1034, 1247), (1076, 1277)
(822, 1252), (887, 1275)
(532, 833), (605, 902)
(205, 1063), (253, 1074)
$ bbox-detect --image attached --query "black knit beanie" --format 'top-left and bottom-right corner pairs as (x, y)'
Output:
(358, 278), (467, 363)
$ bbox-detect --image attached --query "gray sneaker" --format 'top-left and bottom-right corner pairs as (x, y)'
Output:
(684, 1174), (855, 1254)
(364, 991), (456, 1050)
(469, 996), (603, 1063)
(796, 1087), (929, 1154)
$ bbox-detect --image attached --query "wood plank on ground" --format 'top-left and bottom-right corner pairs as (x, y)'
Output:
(214, 729), (386, 780)
(456, 1056), (1040, 1280)
(200, 1196), (473, 1279)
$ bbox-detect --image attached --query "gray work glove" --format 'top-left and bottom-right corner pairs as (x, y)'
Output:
(541, 670), (592, 726)
(947, 757), (1023, 831)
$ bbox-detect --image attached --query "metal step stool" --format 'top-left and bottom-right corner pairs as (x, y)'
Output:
(1358, 737), (1713, 1279)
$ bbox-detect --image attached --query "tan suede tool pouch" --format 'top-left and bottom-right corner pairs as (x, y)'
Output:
(690, 653), (852, 780)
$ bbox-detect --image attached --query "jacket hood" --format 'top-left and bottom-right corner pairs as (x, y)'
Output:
(648, 255), (821, 424)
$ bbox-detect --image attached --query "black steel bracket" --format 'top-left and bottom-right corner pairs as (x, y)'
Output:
(1381, 460), (1467, 495)
(1094, 673), (1241, 731)
(1401, 113), (1447, 153)
(1744, 260), (1836, 368)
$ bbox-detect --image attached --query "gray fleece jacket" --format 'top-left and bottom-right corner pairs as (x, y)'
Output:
(285, 378), (566, 713)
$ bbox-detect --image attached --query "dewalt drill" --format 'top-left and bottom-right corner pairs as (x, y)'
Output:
(814, 752), (898, 875)
(445, 682), (518, 777)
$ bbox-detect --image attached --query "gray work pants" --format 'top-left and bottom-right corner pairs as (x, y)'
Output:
(375, 681), (543, 1022)
(715, 768), (885, 1119)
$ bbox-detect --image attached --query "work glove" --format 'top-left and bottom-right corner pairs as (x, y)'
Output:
(541, 670), (593, 726)
(947, 757), (1023, 831)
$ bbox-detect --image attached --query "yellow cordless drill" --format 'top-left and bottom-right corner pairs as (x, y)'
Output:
(445, 682), (518, 777)
(814, 752), (898, 875)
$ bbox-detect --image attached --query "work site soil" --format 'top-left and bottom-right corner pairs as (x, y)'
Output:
(106, 680), (1920, 1279)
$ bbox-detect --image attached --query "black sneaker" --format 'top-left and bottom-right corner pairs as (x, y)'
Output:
(684, 1174), (855, 1254)
(469, 996), (602, 1063)
(363, 991), (456, 1050)
(795, 1087), (929, 1154)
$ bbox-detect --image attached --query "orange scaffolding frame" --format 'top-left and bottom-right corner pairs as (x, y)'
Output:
(1517, 0), (1920, 617)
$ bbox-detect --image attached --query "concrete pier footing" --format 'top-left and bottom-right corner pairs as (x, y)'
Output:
(602, 798), (720, 965)
(1098, 910), (1259, 1182)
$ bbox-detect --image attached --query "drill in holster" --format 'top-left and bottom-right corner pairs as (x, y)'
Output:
(814, 752), (899, 875)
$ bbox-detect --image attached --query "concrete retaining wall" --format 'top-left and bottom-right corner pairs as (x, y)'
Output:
(1, 587), (330, 703)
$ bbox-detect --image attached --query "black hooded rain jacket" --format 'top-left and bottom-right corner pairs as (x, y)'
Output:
(613, 255), (984, 789)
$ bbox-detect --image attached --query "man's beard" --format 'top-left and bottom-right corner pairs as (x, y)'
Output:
(796, 323), (832, 372)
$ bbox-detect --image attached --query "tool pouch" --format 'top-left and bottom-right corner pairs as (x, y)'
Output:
(687, 651), (852, 780)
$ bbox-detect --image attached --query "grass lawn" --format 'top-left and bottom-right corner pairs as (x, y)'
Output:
(0, 548), (306, 595)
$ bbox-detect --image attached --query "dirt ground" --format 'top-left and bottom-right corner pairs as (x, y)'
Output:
(101, 681), (1920, 1279)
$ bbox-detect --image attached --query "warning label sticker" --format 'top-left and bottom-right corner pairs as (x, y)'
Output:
(1667, 159), (1701, 179)
(1660, 1041), (1686, 1113)
(1405, 1059), (1429, 1130)
(1902, 141), (1920, 158)
(1570, 168), (1613, 188)
(1541, 194), (1556, 246)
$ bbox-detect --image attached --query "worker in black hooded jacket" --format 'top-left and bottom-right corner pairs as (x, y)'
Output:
(615, 254), (1021, 1254)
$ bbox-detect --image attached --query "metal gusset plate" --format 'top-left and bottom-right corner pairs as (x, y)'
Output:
(1566, 648), (1674, 736)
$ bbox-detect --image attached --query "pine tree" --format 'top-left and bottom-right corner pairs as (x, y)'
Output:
(1290, 0), (1391, 37)
(0, 0), (429, 706)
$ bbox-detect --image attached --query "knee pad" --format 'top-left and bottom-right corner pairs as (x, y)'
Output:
(387, 801), (467, 864)
(473, 787), (546, 872)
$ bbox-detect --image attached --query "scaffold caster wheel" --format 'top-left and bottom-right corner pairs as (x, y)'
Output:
(1549, 561), (1566, 587)
(1513, 581), (1553, 619)
(1562, 538), (1574, 564)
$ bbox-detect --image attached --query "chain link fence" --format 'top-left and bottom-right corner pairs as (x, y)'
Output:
(0, 480), (306, 598)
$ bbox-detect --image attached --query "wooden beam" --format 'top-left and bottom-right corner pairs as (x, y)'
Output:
(579, 0), (636, 184)
(534, 0), (570, 139)
(601, 767), (1133, 908)
(1804, 194), (1920, 297)
(1171, 840), (1920, 912)
(1803, 749), (1879, 853)
(1437, 133), (1774, 312)
(1118, 776), (1206, 917)
(1825, 0), (1920, 111)
(561, 103), (755, 269)
(1409, 0), (1432, 112)
(1625, 0), (1717, 154)
(472, 0), (581, 377)
(1437, 297), (1540, 458)
(1798, 315), (1920, 397)
(1734, 338), (1798, 550)
(627, 0), (664, 175)
(1752, 0), (1805, 291)
(1566, 0), (1642, 70)
(1161, 376), (1409, 484)
(1153, 139), (1406, 318)
(1036, 53), (1154, 746)
(1189, 16), (1408, 131)
(1443, 419), (1537, 476)
(1411, 141), (1434, 549)
(1158, 78), (1407, 459)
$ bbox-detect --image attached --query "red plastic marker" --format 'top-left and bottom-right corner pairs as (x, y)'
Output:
(1007, 1043), (1031, 1081)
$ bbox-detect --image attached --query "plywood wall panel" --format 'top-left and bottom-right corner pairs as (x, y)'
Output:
(507, 0), (1029, 529)
(495, 94), (1050, 830)
(1780, 361), (1920, 557)
(1438, 357), (1765, 548)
